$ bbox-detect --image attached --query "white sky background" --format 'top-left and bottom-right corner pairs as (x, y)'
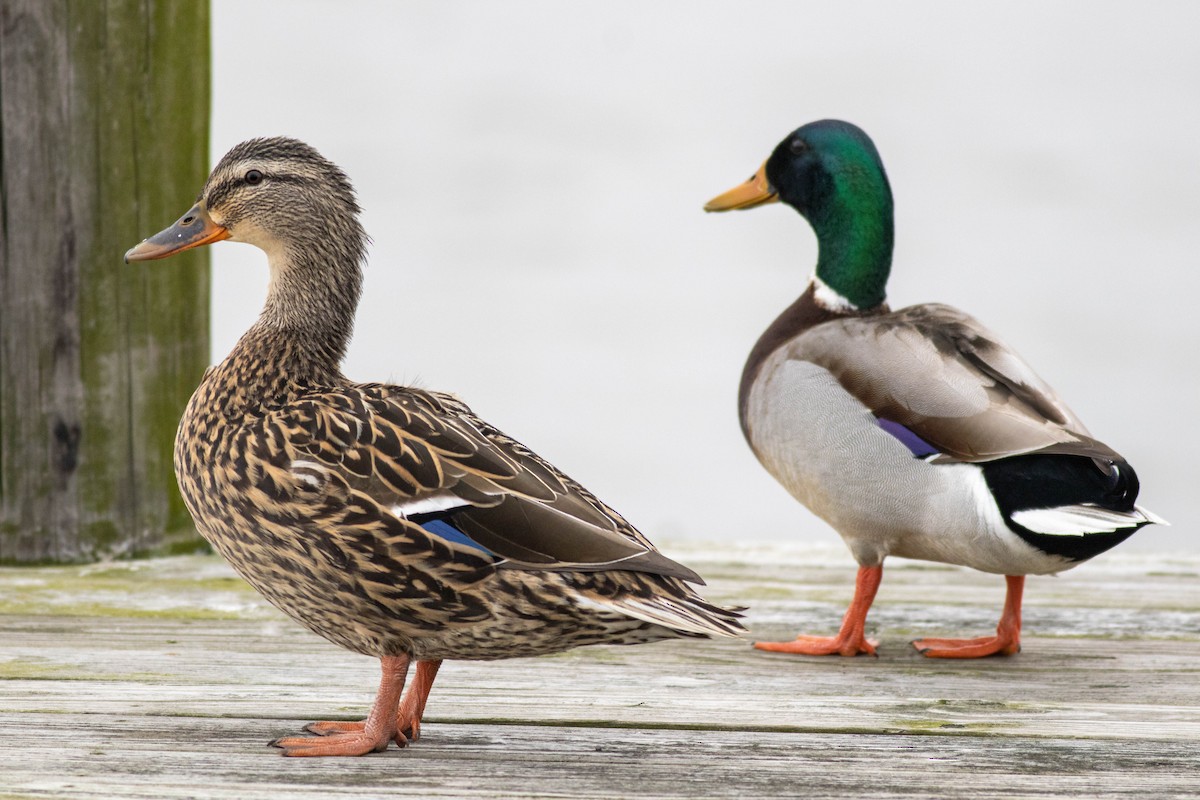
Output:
(209, 1), (1198, 554)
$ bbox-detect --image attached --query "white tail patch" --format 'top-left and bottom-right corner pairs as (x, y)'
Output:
(1012, 503), (1164, 537)
(1134, 505), (1170, 526)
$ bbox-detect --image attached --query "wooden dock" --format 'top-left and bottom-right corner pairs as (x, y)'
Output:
(1, 543), (1197, 798)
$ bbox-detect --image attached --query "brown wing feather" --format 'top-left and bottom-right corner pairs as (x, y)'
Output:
(279, 385), (702, 583)
(793, 303), (1122, 463)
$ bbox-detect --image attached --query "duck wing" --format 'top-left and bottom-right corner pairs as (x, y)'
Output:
(276, 385), (704, 583)
(794, 303), (1122, 463)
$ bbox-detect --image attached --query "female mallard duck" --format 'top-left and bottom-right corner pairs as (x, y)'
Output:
(704, 119), (1162, 658)
(125, 137), (743, 756)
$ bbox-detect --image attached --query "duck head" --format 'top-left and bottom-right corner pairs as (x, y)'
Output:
(125, 138), (369, 343)
(706, 119), (895, 311)
(124, 137), (365, 267)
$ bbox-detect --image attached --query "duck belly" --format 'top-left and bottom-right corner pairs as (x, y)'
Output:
(743, 355), (1072, 576)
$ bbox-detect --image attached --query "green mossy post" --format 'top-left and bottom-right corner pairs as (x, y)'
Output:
(0, 1), (211, 562)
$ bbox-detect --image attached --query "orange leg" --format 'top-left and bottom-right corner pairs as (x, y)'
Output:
(396, 659), (441, 741)
(912, 575), (1024, 658)
(304, 659), (442, 744)
(755, 564), (882, 656)
(271, 654), (410, 756)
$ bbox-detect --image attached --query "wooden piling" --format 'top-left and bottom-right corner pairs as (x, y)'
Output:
(0, 0), (210, 561)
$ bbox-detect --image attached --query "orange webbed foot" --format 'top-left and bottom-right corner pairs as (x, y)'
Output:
(754, 633), (878, 657)
(271, 654), (411, 757)
(271, 727), (407, 757)
(304, 720), (361, 736)
(912, 575), (1025, 659)
(291, 658), (441, 750)
(401, 715), (423, 742)
(303, 719), (411, 747)
(298, 717), (423, 744)
(911, 634), (1020, 658)
(755, 564), (883, 657)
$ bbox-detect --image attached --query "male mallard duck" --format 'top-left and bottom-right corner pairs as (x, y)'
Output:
(125, 137), (743, 756)
(704, 119), (1162, 658)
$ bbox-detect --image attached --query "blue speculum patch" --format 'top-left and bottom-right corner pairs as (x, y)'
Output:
(876, 417), (940, 458)
(418, 517), (496, 555)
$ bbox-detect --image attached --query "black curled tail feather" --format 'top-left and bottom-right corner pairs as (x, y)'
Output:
(982, 454), (1151, 561)
(1093, 457), (1139, 509)
(984, 454), (1139, 516)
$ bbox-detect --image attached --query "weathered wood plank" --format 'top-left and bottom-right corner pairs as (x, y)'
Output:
(4, 615), (1199, 741)
(0, 0), (210, 562)
(0, 547), (1197, 798)
(1, 715), (1198, 800)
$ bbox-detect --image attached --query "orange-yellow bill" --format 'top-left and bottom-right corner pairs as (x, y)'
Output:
(703, 160), (779, 212)
(124, 204), (230, 263)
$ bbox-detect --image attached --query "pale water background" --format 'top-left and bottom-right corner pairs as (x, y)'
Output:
(208, 1), (1198, 555)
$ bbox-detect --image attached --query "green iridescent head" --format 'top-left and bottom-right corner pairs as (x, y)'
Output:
(707, 119), (895, 310)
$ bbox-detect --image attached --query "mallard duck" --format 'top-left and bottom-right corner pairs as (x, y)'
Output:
(124, 137), (743, 756)
(704, 119), (1163, 658)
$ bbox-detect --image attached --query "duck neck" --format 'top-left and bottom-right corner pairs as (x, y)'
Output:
(808, 169), (893, 311)
(225, 227), (367, 401)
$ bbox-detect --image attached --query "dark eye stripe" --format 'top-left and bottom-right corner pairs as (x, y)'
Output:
(204, 172), (305, 209)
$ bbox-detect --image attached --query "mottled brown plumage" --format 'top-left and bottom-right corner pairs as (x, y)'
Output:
(125, 137), (742, 756)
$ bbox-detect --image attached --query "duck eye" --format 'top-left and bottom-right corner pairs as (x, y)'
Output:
(244, 169), (264, 185)
(789, 139), (809, 155)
